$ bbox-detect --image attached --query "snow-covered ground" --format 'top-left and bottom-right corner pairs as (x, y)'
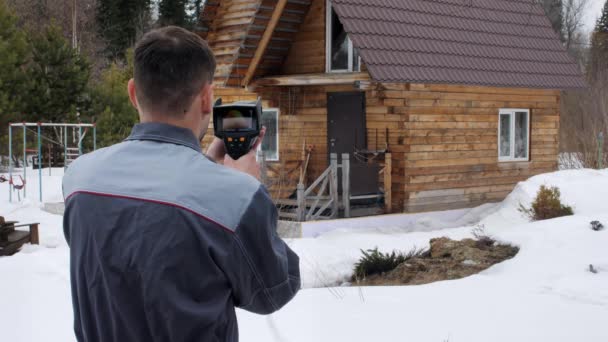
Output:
(1, 167), (608, 341)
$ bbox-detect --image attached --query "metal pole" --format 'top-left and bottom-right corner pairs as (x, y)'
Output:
(23, 124), (26, 198)
(64, 126), (68, 168)
(38, 124), (42, 202)
(599, 132), (605, 169)
(78, 126), (83, 155)
(8, 125), (12, 202)
(93, 125), (97, 151)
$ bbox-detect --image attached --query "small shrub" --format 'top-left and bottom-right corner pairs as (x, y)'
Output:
(518, 185), (573, 221)
(353, 247), (427, 279)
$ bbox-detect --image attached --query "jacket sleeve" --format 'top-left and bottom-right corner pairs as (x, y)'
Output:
(225, 185), (301, 314)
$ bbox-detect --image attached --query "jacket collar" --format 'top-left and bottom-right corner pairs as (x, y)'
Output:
(125, 122), (202, 153)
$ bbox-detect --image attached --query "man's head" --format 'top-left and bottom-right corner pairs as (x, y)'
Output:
(128, 26), (216, 139)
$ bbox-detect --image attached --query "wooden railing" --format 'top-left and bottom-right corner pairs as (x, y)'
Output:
(295, 153), (340, 221)
(269, 152), (393, 222)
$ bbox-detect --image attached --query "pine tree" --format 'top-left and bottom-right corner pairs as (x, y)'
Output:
(24, 23), (91, 123)
(97, 0), (151, 58)
(91, 49), (139, 147)
(588, 0), (608, 81)
(597, 0), (608, 33)
(158, 0), (203, 28)
(159, 0), (188, 27)
(0, 1), (29, 159)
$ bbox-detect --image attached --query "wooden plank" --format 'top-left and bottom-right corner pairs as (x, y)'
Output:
(408, 83), (560, 97)
(252, 72), (370, 87)
(29, 223), (39, 245)
(342, 153), (350, 218)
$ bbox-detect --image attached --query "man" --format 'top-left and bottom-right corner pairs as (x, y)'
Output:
(62, 26), (300, 342)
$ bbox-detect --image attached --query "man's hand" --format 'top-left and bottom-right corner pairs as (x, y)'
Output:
(206, 137), (226, 164)
(222, 127), (266, 180)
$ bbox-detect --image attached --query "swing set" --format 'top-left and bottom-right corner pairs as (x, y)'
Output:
(6, 122), (97, 202)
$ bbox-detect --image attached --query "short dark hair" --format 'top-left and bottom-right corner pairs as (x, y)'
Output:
(134, 26), (216, 116)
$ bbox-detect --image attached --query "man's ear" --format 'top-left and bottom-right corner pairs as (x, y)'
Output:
(200, 83), (214, 116)
(127, 79), (139, 110)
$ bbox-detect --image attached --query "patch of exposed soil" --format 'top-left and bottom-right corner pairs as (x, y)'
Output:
(356, 237), (519, 286)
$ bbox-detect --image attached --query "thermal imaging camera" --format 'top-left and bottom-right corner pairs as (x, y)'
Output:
(213, 97), (262, 160)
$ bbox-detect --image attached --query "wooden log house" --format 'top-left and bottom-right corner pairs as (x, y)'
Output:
(197, 0), (585, 213)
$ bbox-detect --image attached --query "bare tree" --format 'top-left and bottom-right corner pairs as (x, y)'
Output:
(5, 0), (107, 77)
(563, 0), (590, 51)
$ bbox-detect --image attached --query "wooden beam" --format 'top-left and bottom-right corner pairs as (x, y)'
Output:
(241, 0), (288, 86)
(252, 72), (371, 87)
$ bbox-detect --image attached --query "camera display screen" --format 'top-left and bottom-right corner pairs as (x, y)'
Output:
(219, 108), (255, 131)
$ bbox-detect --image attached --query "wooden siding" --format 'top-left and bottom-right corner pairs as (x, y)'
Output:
(394, 83), (560, 212)
(209, 0), (313, 87)
(281, 0), (326, 75)
(200, 0), (263, 86)
(205, 81), (406, 209)
(206, 82), (560, 213)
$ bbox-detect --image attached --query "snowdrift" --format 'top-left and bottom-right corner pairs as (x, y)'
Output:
(1, 168), (607, 342)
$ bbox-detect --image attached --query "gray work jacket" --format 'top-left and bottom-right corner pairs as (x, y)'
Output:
(63, 122), (300, 342)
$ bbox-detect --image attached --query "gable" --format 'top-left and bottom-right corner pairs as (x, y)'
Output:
(198, 0), (263, 86)
(200, 0), (312, 87)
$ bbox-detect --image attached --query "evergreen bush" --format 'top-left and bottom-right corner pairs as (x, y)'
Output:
(518, 185), (574, 221)
(353, 247), (427, 279)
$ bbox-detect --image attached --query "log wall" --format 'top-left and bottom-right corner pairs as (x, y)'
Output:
(207, 83), (406, 209)
(281, 0), (326, 74)
(393, 83), (560, 212)
(206, 82), (560, 213)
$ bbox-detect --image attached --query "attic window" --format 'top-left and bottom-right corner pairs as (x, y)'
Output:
(326, 0), (360, 72)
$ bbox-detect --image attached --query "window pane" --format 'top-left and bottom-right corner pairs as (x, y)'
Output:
(499, 114), (511, 157)
(261, 110), (278, 160)
(514, 111), (528, 159)
(330, 7), (348, 70)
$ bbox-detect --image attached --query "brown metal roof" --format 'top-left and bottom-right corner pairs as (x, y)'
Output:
(331, 0), (586, 89)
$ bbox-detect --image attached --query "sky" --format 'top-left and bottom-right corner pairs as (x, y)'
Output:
(583, 0), (606, 32)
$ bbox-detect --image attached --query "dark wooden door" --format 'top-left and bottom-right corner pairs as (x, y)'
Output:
(327, 91), (366, 157)
(327, 92), (377, 196)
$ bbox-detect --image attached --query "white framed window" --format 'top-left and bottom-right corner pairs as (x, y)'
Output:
(259, 108), (279, 161)
(326, 0), (360, 73)
(498, 108), (530, 162)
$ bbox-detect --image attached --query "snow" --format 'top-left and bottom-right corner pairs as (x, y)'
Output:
(1, 167), (608, 341)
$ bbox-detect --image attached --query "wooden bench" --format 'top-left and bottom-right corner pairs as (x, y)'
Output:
(0, 216), (39, 256)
